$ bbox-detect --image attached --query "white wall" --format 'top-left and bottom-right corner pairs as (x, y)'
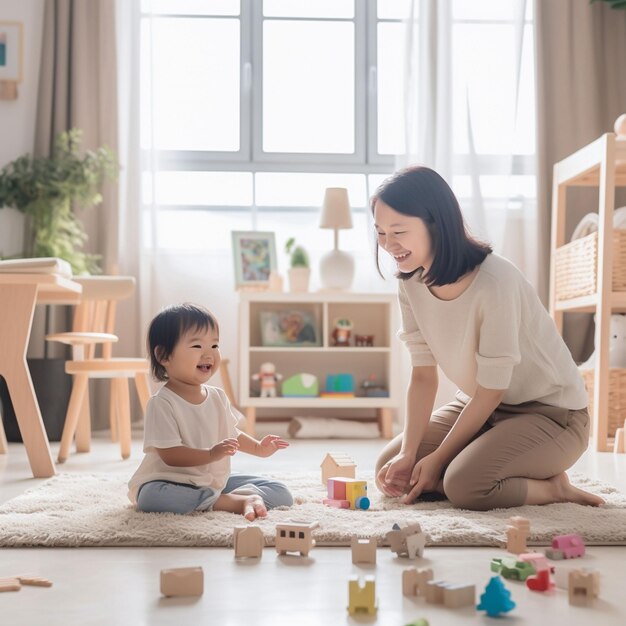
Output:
(0, 0), (44, 258)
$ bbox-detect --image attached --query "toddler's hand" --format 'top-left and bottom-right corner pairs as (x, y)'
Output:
(257, 434), (289, 457)
(210, 438), (240, 461)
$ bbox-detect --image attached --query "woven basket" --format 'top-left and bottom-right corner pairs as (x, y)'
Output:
(580, 368), (626, 437)
(555, 230), (626, 301)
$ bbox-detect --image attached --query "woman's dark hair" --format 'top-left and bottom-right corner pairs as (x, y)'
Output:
(371, 165), (492, 286)
(147, 303), (219, 381)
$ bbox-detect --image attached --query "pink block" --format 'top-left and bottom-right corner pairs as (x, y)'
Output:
(327, 478), (348, 500)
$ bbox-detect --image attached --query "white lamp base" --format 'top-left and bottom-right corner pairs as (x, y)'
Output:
(320, 249), (355, 290)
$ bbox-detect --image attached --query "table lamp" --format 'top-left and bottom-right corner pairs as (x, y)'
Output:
(319, 187), (354, 290)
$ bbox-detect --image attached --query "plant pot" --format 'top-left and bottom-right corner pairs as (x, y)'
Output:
(288, 267), (310, 292)
(0, 358), (72, 442)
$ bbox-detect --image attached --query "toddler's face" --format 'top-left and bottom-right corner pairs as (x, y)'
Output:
(162, 325), (221, 386)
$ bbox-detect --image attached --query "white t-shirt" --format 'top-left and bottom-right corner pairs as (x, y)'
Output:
(127, 385), (241, 503)
(397, 253), (588, 410)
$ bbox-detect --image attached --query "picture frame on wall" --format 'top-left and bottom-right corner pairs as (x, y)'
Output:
(231, 231), (277, 289)
(0, 21), (24, 82)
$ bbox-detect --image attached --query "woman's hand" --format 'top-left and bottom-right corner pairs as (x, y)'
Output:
(209, 438), (240, 461)
(401, 452), (445, 503)
(377, 453), (415, 497)
(256, 434), (289, 457)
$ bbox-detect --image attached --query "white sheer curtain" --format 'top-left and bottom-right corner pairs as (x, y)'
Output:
(400, 0), (538, 287)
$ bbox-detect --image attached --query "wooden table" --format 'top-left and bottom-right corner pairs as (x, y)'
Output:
(0, 273), (82, 477)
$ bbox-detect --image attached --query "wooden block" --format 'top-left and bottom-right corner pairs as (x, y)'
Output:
(443, 583), (475, 608)
(160, 567), (204, 597)
(425, 579), (447, 604)
(17, 576), (53, 587)
(0, 578), (21, 592)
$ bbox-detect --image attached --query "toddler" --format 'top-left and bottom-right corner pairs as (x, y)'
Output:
(128, 303), (293, 519)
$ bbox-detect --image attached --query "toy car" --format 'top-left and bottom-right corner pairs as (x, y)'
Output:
(490, 556), (536, 581)
(545, 533), (586, 560)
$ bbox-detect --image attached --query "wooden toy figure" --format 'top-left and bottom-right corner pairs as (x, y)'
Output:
(332, 317), (353, 346)
(252, 362), (282, 397)
(348, 575), (377, 616)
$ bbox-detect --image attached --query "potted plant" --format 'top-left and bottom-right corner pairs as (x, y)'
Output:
(285, 237), (310, 292)
(0, 128), (117, 274)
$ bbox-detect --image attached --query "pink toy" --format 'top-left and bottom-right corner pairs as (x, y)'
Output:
(252, 362), (282, 398)
(546, 533), (585, 560)
(323, 477), (370, 510)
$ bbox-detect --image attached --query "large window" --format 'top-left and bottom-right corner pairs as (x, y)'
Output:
(140, 0), (535, 250)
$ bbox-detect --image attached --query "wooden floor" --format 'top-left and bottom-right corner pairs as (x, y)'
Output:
(1, 425), (625, 626)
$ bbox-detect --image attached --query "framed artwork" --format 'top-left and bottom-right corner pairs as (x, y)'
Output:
(231, 231), (277, 289)
(260, 310), (320, 347)
(0, 22), (23, 82)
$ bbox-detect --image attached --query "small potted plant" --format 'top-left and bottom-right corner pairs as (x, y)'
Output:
(285, 237), (310, 292)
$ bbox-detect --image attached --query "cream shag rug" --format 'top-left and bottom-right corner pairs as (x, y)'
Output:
(0, 471), (624, 548)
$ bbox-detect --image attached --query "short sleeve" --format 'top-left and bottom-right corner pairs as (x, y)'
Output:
(475, 288), (522, 390)
(396, 281), (436, 367)
(143, 395), (183, 451)
(213, 387), (242, 437)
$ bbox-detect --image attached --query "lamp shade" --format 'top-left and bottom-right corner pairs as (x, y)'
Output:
(319, 187), (353, 230)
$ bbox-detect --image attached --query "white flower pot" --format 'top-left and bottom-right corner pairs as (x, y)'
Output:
(288, 267), (310, 292)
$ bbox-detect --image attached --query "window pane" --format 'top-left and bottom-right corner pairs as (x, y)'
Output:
(452, 175), (536, 199)
(141, 0), (240, 16)
(264, 0), (353, 18)
(255, 173), (366, 207)
(377, 0), (413, 20)
(377, 22), (405, 155)
(263, 21), (355, 154)
(141, 17), (240, 151)
(144, 210), (251, 250)
(453, 0), (532, 21)
(452, 23), (535, 155)
(142, 172), (253, 205)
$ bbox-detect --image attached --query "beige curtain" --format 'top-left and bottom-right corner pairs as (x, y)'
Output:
(33, 0), (136, 429)
(35, 0), (119, 272)
(535, 0), (626, 362)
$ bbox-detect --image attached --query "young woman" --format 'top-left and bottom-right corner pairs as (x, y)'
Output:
(373, 166), (604, 511)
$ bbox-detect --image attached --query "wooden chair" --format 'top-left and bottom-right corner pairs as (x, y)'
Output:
(46, 276), (151, 462)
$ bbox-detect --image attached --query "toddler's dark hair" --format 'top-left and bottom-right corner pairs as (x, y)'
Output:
(147, 303), (219, 381)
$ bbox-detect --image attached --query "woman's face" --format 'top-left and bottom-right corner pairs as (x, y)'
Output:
(373, 200), (433, 274)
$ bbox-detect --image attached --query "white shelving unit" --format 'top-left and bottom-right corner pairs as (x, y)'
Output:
(238, 291), (399, 438)
(549, 132), (626, 451)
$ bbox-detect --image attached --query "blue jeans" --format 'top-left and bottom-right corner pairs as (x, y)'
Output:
(136, 473), (293, 514)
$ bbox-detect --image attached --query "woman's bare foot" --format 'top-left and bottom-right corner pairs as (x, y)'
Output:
(243, 495), (268, 521)
(548, 472), (605, 506)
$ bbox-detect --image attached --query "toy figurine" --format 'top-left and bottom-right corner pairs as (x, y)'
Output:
(332, 318), (353, 347)
(354, 334), (374, 347)
(252, 362), (282, 398)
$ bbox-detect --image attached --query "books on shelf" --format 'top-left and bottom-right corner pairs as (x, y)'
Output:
(0, 257), (72, 277)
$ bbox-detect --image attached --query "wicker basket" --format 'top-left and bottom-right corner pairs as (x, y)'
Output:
(555, 230), (626, 301)
(580, 368), (626, 437)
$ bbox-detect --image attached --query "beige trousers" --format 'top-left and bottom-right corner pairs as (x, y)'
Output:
(375, 399), (590, 510)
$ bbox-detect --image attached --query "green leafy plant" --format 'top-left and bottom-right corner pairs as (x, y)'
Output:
(285, 237), (309, 268)
(591, 0), (626, 8)
(0, 128), (118, 274)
